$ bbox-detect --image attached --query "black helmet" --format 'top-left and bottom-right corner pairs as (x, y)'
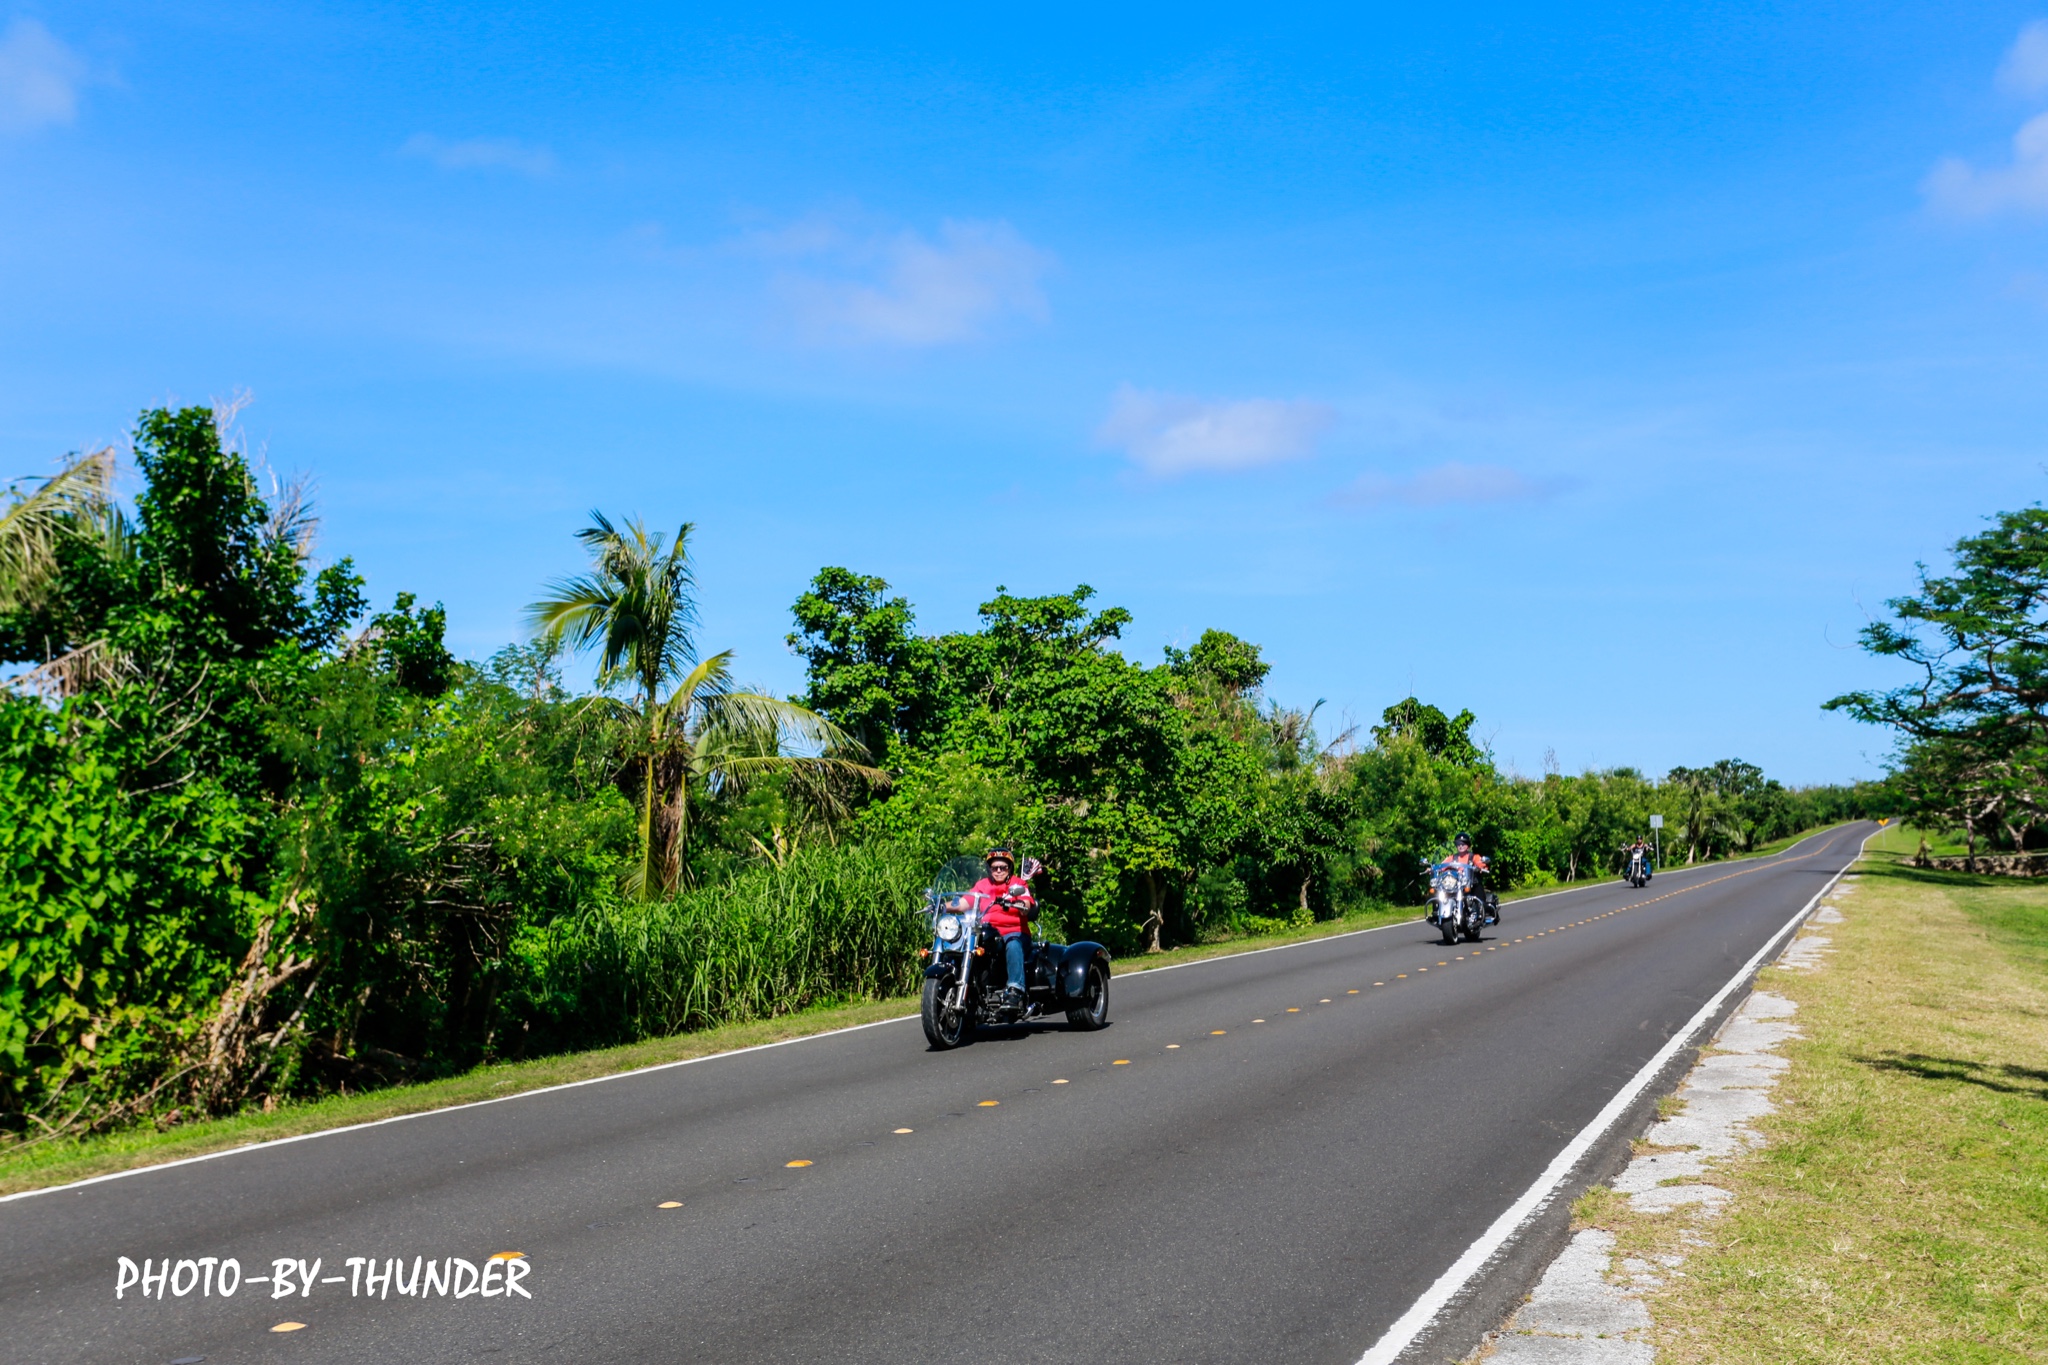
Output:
(1454, 831), (1473, 848)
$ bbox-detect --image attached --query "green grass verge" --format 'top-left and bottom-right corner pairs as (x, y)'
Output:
(1582, 842), (2047, 1362)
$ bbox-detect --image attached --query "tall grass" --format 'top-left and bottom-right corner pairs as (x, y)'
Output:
(527, 842), (932, 1046)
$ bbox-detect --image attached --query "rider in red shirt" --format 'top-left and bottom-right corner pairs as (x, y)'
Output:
(968, 848), (1036, 1010)
(1446, 832), (1500, 924)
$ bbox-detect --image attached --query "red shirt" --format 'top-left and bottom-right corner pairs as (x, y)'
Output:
(969, 876), (1035, 935)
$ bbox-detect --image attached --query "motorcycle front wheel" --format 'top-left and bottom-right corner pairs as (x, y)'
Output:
(1065, 962), (1110, 1030)
(1440, 917), (1459, 945)
(921, 976), (969, 1049)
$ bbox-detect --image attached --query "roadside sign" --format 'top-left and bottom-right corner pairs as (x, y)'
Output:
(1879, 817), (1890, 826)
(1648, 815), (1663, 829)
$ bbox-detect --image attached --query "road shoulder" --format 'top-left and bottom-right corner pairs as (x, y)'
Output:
(1476, 848), (2048, 1362)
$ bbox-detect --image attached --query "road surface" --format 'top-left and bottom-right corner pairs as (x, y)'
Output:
(2, 824), (1871, 1364)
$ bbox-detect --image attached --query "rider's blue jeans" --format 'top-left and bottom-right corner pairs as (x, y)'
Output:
(1001, 933), (1026, 993)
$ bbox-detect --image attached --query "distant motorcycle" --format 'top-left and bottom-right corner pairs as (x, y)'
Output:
(1623, 847), (1651, 889)
(917, 855), (1112, 1050)
(1426, 861), (1487, 945)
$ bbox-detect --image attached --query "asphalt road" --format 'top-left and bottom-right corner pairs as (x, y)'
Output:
(3, 824), (1872, 1365)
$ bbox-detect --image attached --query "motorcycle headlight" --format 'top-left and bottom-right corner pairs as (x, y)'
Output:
(936, 914), (962, 943)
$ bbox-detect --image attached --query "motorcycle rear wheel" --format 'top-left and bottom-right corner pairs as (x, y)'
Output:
(921, 977), (969, 1049)
(1065, 963), (1110, 1030)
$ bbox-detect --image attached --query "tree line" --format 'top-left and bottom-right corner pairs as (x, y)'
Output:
(0, 406), (1872, 1142)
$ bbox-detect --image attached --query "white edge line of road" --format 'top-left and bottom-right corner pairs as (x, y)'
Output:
(1348, 824), (1877, 1365)
(0, 826), (1857, 1206)
(0, 1013), (919, 1204)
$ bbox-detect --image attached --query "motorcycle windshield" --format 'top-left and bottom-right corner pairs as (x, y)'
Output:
(926, 850), (1036, 900)
(928, 855), (987, 898)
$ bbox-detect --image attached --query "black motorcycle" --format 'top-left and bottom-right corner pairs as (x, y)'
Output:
(917, 855), (1112, 1050)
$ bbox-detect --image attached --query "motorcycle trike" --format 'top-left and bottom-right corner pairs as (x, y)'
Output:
(917, 855), (1111, 1050)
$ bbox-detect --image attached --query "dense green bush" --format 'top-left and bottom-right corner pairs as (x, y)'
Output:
(510, 842), (930, 1049)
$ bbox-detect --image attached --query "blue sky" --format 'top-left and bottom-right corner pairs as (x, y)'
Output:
(4, 2), (2046, 784)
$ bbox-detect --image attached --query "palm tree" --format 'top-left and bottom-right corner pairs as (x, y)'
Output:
(529, 512), (885, 896)
(0, 448), (114, 613)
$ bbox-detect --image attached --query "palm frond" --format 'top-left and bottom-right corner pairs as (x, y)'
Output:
(0, 448), (114, 612)
(697, 689), (871, 761)
(261, 469), (319, 560)
(533, 511), (703, 710)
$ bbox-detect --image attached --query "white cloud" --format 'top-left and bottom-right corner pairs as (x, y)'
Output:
(1924, 23), (2048, 218)
(1335, 461), (1569, 507)
(1095, 384), (1335, 476)
(1998, 20), (2048, 98)
(0, 17), (85, 135)
(775, 218), (1051, 346)
(401, 133), (557, 177)
(1924, 111), (2048, 217)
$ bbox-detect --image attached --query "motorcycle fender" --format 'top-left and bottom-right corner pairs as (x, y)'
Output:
(1055, 943), (1110, 1000)
(923, 960), (960, 980)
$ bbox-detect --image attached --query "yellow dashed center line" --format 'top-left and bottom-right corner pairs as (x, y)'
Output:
(657, 1201), (682, 1209)
(977, 1100), (999, 1107)
(786, 1160), (812, 1168)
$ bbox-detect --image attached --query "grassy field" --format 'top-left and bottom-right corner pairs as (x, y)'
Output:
(0, 826), (1849, 1199)
(1581, 838), (2048, 1363)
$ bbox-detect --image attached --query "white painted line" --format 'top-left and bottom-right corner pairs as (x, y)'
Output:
(1348, 825), (1873, 1365)
(0, 1011), (919, 1204)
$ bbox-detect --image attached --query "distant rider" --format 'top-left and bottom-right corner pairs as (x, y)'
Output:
(1445, 832), (1500, 924)
(968, 848), (1036, 1015)
(1626, 838), (1652, 880)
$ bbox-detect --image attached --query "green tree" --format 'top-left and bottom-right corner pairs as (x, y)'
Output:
(786, 566), (939, 765)
(1826, 503), (2048, 850)
(1371, 696), (1485, 766)
(531, 513), (883, 895)
(0, 406), (377, 1135)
